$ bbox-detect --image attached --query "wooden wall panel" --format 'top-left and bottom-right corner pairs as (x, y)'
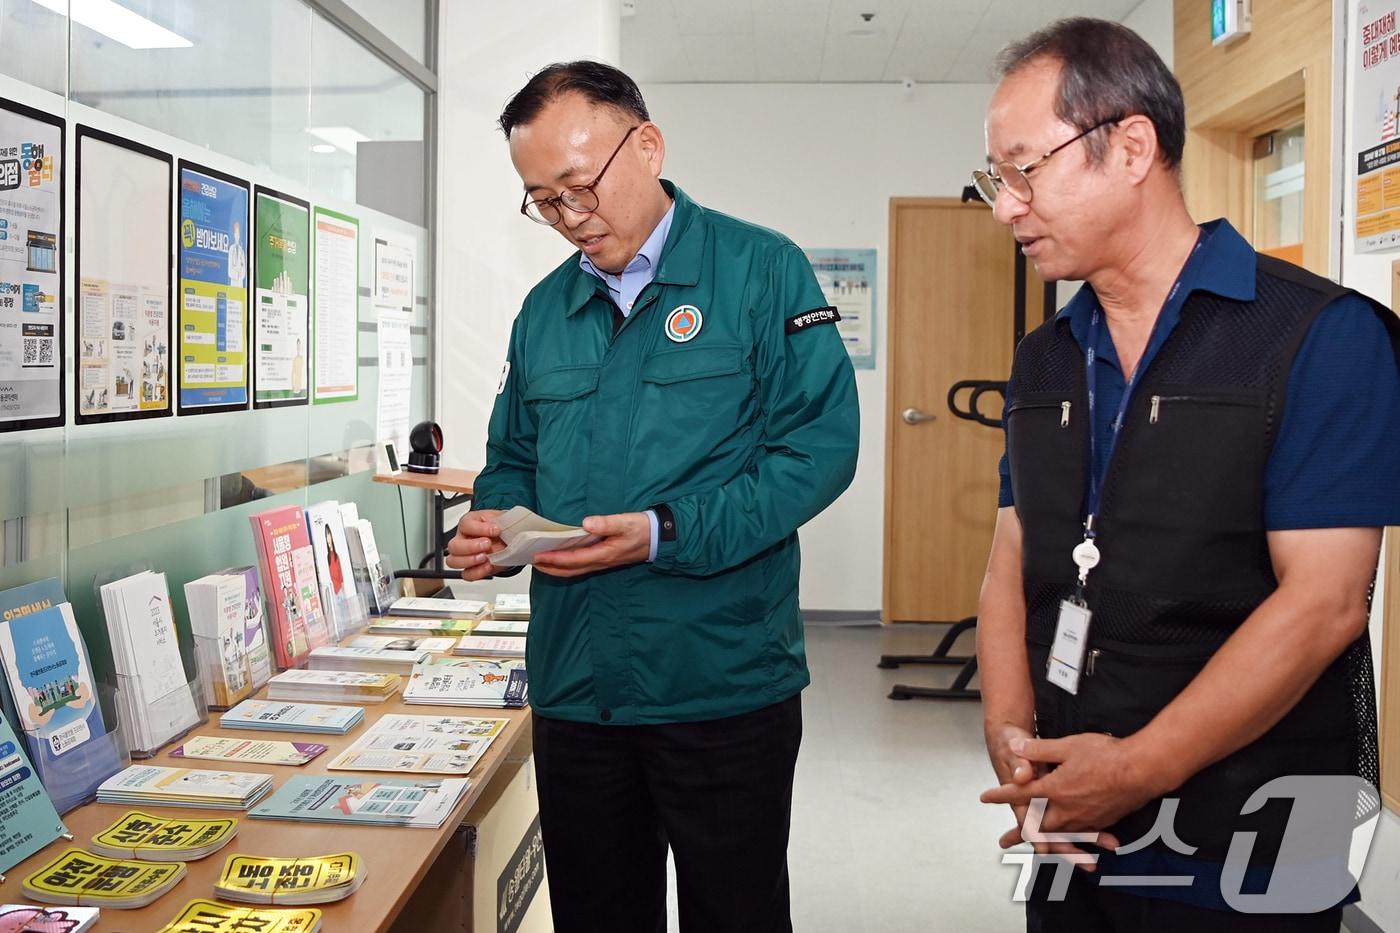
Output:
(1174, 0), (1333, 273)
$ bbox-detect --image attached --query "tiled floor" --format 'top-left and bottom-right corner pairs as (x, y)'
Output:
(665, 622), (1024, 933)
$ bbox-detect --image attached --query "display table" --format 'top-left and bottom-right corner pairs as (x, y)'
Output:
(3, 677), (533, 932)
(373, 467), (479, 571)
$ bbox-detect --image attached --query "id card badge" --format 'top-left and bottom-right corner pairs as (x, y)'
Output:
(1047, 599), (1092, 694)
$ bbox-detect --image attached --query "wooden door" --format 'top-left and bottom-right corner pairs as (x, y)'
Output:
(883, 198), (1042, 623)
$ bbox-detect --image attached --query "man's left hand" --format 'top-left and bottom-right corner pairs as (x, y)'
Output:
(532, 512), (652, 578)
(980, 733), (1168, 838)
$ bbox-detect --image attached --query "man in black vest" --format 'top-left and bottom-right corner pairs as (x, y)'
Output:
(972, 18), (1400, 932)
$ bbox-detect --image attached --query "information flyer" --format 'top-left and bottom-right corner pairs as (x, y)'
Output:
(0, 101), (63, 430)
(76, 129), (172, 422)
(373, 233), (414, 310)
(178, 163), (249, 412)
(253, 189), (310, 407)
(375, 304), (411, 454)
(312, 207), (359, 403)
(804, 248), (876, 369)
(1353, 2), (1400, 251)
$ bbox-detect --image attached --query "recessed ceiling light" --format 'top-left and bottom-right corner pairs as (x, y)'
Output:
(311, 144), (337, 154)
(32, 0), (192, 50)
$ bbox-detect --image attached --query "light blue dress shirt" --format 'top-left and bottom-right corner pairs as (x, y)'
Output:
(578, 200), (676, 560)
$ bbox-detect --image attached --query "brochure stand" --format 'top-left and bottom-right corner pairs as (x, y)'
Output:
(26, 681), (130, 815)
(93, 563), (209, 759)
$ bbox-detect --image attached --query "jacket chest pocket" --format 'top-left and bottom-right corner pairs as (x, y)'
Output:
(635, 344), (753, 447)
(523, 365), (600, 460)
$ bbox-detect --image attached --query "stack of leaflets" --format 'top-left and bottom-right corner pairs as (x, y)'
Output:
(305, 501), (360, 641)
(90, 811), (237, 861)
(307, 645), (429, 675)
(22, 848), (186, 909)
(366, 617), (475, 638)
(490, 593), (530, 621)
(99, 571), (203, 754)
(249, 506), (333, 669)
(215, 852), (364, 905)
(451, 635), (526, 659)
(0, 579), (123, 814)
(348, 633), (456, 654)
(185, 572), (272, 710)
(0, 716), (69, 877)
(155, 900), (321, 933)
(0, 905), (100, 931)
(384, 597), (488, 620)
(472, 618), (530, 637)
(220, 700), (364, 736)
(266, 670), (401, 704)
(344, 516), (394, 615)
(403, 658), (528, 709)
(96, 765), (273, 810)
(170, 736), (328, 767)
(487, 506), (599, 567)
(250, 775), (470, 829)
(326, 714), (508, 776)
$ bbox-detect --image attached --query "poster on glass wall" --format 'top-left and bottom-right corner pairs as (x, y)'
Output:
(0, 98), (63, 432)
(177, 160), (250, 414)
(252, 187), (310, 409)
(312, 206), (359, 404)
(1352, 1), (1400, 252)
(75, 126), (173, 424)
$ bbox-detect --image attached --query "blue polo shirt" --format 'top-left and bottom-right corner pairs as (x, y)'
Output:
(998, 219), (1400, 532)
(997, 219), (1400, 910)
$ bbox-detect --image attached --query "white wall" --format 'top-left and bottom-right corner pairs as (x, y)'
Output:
(435, 0), (621, 599)
(1121, 0), (1175, 63)
(1340, 0), (1400, 925)
(639, 82), (994, 612)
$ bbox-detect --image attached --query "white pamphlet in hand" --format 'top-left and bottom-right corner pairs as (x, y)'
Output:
(488, 506), (600, 567)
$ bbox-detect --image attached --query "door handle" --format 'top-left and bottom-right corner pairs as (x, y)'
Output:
(902, 407), (936, 425)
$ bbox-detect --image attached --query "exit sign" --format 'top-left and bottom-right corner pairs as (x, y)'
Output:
(1212, 0), (1252, 46)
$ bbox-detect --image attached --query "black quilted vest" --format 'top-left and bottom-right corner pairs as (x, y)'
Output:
(1008, 255), (1396, 861)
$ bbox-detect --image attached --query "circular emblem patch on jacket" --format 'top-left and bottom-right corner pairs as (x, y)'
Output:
(664, 305), (703, 343)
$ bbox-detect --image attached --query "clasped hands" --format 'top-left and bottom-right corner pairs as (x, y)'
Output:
(981, 723), (1175, 871)
(446, 508), (652, 580)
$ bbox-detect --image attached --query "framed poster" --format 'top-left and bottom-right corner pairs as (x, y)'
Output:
(1354, 2), (1400, 252)
(0, 98), (64, 432)
(177, 160), (249, 414)
(252, 186), (310, 409)
(312, 206), (359, 404)
(75, 126), (173, 424)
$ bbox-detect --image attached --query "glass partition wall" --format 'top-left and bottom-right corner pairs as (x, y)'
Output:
(0, 0), (435, 667)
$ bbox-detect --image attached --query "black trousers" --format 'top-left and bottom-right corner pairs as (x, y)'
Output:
(533, 694), (803, 933)
(1027, 862), (1343, 932)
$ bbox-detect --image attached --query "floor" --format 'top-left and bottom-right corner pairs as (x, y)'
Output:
(664, 622), (1024, 933)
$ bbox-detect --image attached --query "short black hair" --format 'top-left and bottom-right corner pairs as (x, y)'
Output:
(996, 18), (1185, 170)
(499, 61), (650, 138)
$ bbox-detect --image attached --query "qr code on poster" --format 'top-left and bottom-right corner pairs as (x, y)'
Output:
(23, 337), (52, 366)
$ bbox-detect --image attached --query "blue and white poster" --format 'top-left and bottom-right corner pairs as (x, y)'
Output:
(804, 248), (876, 370)
(178, 162), (249, 412)
(0, 99), (64, 431)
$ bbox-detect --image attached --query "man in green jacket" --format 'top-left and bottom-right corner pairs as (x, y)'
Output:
(446, 62), (858, 932)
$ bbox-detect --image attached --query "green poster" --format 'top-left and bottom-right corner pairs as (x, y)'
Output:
(253, 188), (311, 406)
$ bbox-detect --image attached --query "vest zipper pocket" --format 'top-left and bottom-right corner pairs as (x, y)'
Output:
(1006, 398), (1072, 428)
(1148, 393), (1255, 424)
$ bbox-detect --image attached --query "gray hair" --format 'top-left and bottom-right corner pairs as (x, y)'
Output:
(996, 18), (1185, 170)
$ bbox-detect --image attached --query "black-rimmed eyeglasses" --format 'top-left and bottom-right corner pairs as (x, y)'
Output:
(521, 125), (639, 225)
(971, 116), (1123, 208)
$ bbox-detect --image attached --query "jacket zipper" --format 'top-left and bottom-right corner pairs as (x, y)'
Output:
(1060, 401), (1071, 427)
(1148, 393), (1252, 424)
